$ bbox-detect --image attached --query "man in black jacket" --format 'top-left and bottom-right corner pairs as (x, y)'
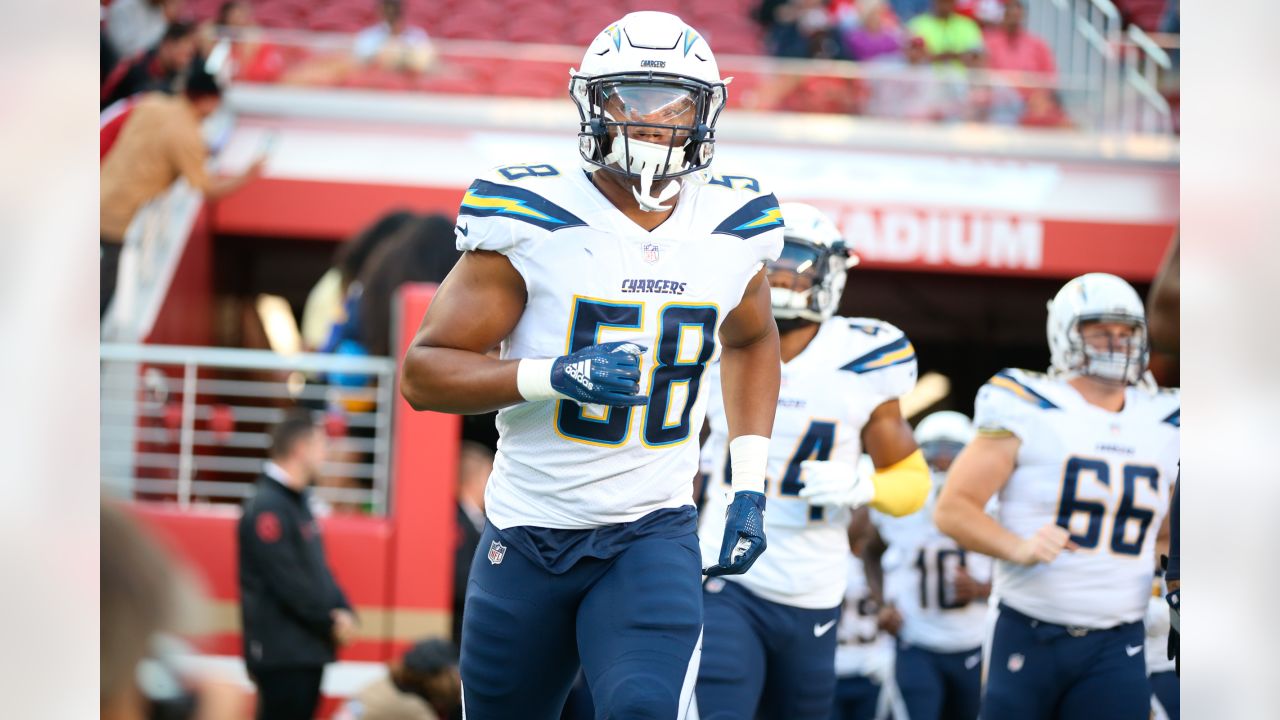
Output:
(451, 441), (492, 647)
(239, 410), (357, 720)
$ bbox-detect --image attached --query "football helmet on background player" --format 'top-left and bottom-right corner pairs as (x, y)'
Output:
(767, 202), (857, 324)
(1046, 272), (1150, 385)
(570, 12), (728, 212)
(914, 410), (974, 474)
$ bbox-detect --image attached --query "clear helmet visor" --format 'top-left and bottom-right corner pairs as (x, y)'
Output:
(601, 83), (699, 134)
(768, 240), (825, 319)
(921, 440), (966, 473)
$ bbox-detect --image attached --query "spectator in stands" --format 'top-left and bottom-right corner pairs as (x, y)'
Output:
(889, 0), (932, 24)
(105, 0), (185, 58)
(100, 65), (265, 317)
(353, 0), (436, 74)
(453, 441), (493, 647)
(983, 0), (1056, 78)
(210, 0), (287, 83)
(842, 0), (906, 62)
(907, 0), (984, 68)
(239, 410), (357, 720)
(1018, 88), (1073, 128)
(102, 502), (244, 720)
(754, 0), (839, 58)
(302, 210), (418, 352)
(335, 639), (462, 720)
(102, 27), (121, 86)
(101, 20), (200, 109)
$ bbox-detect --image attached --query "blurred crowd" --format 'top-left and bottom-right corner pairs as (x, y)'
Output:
(751, 0), (1178, 125)
(99, 0), (1179, 139)
(755, 0), (1064, 126)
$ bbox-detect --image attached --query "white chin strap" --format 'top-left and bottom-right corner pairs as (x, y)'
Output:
(602, 132), (687, 213)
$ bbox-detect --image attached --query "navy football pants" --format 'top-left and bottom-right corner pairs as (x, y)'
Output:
(695, 580), (841, 720)
(829, 676), (881, 720)
(895, 642), (982, 720)
(981, 604), (1150, 720)
(1150, 670), (1179, 719)
(460, 523), (703, 720)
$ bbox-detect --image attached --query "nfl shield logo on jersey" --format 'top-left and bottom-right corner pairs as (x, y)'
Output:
(643, 243), (660, 264)
(1007, 653), (1025, 673)
(487, 540), (507, 565)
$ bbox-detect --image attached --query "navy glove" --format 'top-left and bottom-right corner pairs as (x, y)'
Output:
(550, 341), (648, 407)
(704, 491), (767, 577)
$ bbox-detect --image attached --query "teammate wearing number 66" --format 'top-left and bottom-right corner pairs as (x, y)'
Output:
(934, 272), (1180, 720)
(400, 12), (785, 719)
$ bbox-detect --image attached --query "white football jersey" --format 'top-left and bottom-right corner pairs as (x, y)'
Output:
(456, 163), (783, 530)
(699, 317), (918, 609)
(975, 368), (1180, 628)
(835, 553), (895, 679)
(874, 490), (993, 653)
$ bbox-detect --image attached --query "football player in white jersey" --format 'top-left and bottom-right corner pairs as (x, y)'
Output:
(832, 545), (898, 720)
(400, 12), (786, 719)
(861, 411), (991, 720)
(934, 273), (1180, 720)
(694, 203), (931, 720)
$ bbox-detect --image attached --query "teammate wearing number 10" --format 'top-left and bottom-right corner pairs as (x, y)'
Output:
(695, 203), (932, 719)
(401, 11), (785, 720)
(935, 272), (1180, 720)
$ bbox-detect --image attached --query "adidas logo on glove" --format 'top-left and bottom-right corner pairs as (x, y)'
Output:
(565, 359), (595, 390)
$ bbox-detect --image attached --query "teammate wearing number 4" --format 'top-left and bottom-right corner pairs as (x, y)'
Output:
(694, 203), (932, 720)
(401, 11), (785, 720)
(934, 273), (1180, 720)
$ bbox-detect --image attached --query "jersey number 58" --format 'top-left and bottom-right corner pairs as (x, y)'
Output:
(555, 297), (717, 447)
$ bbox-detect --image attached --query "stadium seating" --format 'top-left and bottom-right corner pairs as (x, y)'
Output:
(188, 0), (764, 52)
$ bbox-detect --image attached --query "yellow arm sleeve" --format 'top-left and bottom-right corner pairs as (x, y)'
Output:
(869, 449), (931, 517)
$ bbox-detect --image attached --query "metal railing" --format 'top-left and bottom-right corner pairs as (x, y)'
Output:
(1120, 24), (1174, 134)
(1026, 0), (1175, 133)
(101, 344), (398, 515)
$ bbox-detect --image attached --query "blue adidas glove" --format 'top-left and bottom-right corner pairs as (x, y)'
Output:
(704, 491), (767, 577)
(550, 341), (649, 407)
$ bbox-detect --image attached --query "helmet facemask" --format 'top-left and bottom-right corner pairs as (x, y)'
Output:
(1066, 315), (1149, 385)
(571, 73), (724, 212)
(768, 237), (850, 325)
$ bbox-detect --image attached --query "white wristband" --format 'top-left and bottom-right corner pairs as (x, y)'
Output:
(516, 358), (562, 402)
(729, 435), (770, 495)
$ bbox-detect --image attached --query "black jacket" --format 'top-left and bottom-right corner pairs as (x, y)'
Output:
(452, 502), (484, 647)
(238, 475), (351, 670)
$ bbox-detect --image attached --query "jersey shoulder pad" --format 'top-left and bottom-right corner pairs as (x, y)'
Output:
(983, 368), (1060, 410)
(1135, 385), (1179, 427)
(456, 164), (587, 252)
(834, 319), (917, 401)
(974, 368), (1055, 439)
(836, 319), (914, 372)
(699, 173), (783, 261)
